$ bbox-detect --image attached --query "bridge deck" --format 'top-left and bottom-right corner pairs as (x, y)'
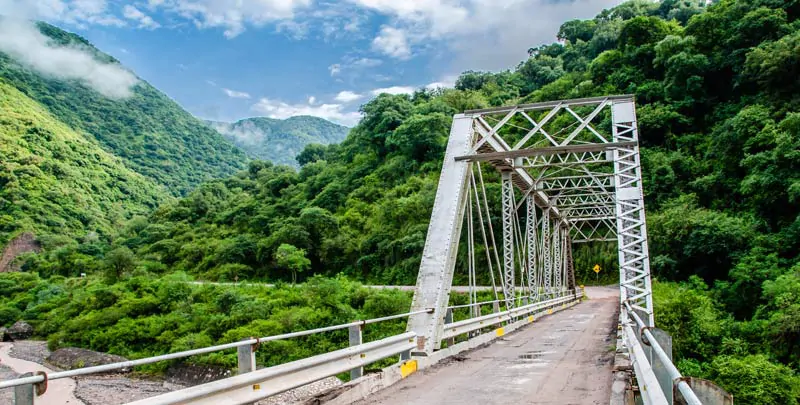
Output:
(355, 287), (619, 405)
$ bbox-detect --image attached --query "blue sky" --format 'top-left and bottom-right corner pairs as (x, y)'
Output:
(1, 0), (623, 126)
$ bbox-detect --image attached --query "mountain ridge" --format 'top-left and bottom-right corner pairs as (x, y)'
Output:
(208, 115), (350, 166)
(0, 21), (249, 195)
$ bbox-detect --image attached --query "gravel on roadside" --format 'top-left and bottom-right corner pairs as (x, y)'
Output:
(257, 376), (343, 405)
(9, 340), (51, 366)
(2, 341), (344, 405)
(0, 363), (19, 405)
(74, 375), (185, 405)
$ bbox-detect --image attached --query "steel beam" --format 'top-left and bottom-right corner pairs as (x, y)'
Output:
(454, 141), (637, 162)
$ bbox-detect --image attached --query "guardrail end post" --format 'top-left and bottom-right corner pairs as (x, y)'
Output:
(237, 338), (257, 375)
(14, 373), (34, 405)
(349, 324), (364, 380)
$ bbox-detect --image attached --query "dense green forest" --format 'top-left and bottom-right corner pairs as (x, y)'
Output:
(0, 21), (248, 195)
(1, 0), (799, 402)
(208, 116), (350, 167)
(0, 80), (166, 250)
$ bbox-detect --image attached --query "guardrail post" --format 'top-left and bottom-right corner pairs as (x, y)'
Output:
(348, 324), (363, 380)
(237, 340), (256, 375)
(492, 301), (500, 314)
(14, 373), (34, 405)
(444, 308), (455, 347)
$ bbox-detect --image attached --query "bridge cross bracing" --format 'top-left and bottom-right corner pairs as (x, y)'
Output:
(407, 95), (655, 357)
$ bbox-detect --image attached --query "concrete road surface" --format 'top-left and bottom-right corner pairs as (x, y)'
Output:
(354, 286), (620, 405)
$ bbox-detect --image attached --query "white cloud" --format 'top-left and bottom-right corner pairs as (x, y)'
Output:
(372, 26), (411, 60)
(150, 0), (312, 38)
(351, 57), (382, 68)
(334, 91), (363, 103)
(222, 88), (251, 99)
(308, 96), (316, 104)
(0, 0), (126, 27)
(0, 18), (138, 98)
(251, 98), (361, 126)
(328, 56), (383, 78)
(425, 75), (457, 89)
(353, 0), (621, 70)
(370, 86), (414, 96)
(123, 5), (161, 29)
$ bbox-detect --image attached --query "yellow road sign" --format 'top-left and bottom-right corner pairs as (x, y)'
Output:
(593, 264), (601, 273)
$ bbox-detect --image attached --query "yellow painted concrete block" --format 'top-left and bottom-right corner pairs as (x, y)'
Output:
(400, 360), (418, 378)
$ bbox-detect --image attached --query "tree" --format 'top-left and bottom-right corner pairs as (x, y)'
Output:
(558, 19), (597, 43)
(274, 244), (311, 284)
(104, 247), (135, 281)
(296, 143), (327, 166)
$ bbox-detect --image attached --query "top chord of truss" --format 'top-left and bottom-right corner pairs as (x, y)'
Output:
(464, 94), (634, 115)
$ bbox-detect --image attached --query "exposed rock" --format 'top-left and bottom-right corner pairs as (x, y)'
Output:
(0, 327), (7, 342)
(9, 340), (51, 365)
(0, 232), (40, 272)
(47, 348), (128, 371)
(165, 362), (233, 385)
(6, 321), (33, 340)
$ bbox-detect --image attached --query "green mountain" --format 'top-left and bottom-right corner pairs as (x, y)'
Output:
(0, 20), (247, 266)
(208, 116), (350, 166)
(0, 80), (166, 254)
(0, 21), (248, 195)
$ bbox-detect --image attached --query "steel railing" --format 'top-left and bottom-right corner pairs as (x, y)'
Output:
(0, 308), (433, 401)
(127, 332), (417, 405)
(443, 290), (583, 339)
(2, 291), (587, 405)
(622, 301), (701, 405)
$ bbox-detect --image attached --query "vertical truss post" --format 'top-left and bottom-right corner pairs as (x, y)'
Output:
(560, 226), (568, 292)
(565, 233), (576, 291)
(553, 221), (562, 296)
(612, 100), (655, 327)
(501, 170), (516, 310)
(526, 195), (539, 302)
(542, 208), (552, 296)
(406, 115), (474, 354)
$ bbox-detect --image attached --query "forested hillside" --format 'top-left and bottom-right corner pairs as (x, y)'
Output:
(2, 0), (799, 402)
(0, 81), (166, 254)
(209, 116), (350, 167)
(0, 22), (248, 195)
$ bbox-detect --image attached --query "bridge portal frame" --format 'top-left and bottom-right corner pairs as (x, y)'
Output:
(407, 95), (654, 354)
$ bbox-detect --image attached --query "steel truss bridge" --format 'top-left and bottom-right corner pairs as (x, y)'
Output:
(1, 96), (732, 405)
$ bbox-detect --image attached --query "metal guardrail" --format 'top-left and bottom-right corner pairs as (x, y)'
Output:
(443, 290), (583, 339)
(3, 292), (587, 404)
(126, 332), (417, 405)
(0, 308), (433, 404)
(622, 301), (702, 405)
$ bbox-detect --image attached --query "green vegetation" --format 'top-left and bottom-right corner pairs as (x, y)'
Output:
(209, 116), (350, 167)
(0, 81), (165, 249)
(0, 21), (248, 195)
(2, 0), (799, 402)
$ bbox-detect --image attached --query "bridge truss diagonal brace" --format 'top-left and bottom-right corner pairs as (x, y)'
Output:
(406, 115), (474, 354)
